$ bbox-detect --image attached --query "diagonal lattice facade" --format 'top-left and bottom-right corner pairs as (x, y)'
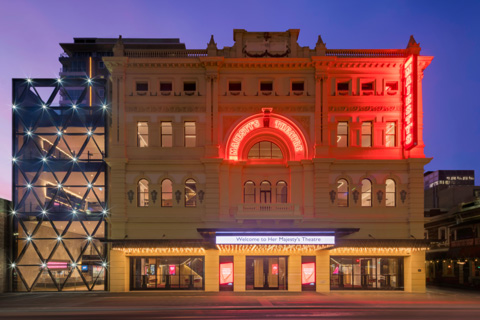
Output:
(12, 78), (108, 291)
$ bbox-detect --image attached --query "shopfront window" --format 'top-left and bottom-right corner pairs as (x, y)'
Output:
(330, 256), (404, 290)
(131, 256), (204, 290)
(246, 256), (287, 290)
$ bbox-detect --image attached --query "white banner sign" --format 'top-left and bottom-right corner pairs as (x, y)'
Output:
(216, 235), (335, 245)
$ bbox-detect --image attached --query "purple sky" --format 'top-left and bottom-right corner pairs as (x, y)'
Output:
(1, 0), (479, 200)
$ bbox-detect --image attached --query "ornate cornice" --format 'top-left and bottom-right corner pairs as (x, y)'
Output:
(219, 105), (314, 113)
(126, 105), (206, 113)
(328, 106), (401, 112)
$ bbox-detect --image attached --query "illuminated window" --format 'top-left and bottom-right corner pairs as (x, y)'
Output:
(248, 141), (283, 159)
(361, 122), (372, 147)
(161, 179), (173, 207)
(160, 82), (173, 92)
(260, 181), (272, 203)
(161, 122), (173, 147)
(137, 179), (149, 207)
(185, 179), (197, 207)
(361, 179), (372, 207)
(337, 179), (348, 207)
(385, 122), (396, 147)
(276, 181), (288, 203)
(244, 181), (256, 203)
(260, 81), (273, 92)
(229, 81), (242, 92)
(183, 81), (196, 92)
(136, 82), (148, 92)
(184, 122), (196, 147)
(385, 179), (396, 207)
(337, 122), (348, 147)
(137, 122), (148, 147)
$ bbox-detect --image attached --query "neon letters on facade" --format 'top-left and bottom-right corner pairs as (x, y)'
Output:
(273, 120), (304, 152)
(228, 120), (261, 160)
(227, 114), (306, 160)
(403, 55), (417, 150)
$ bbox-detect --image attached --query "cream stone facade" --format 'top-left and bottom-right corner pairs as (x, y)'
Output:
(104, 29), (432, 292)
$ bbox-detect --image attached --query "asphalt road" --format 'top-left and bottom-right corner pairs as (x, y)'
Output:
(1, 287), (479, 319)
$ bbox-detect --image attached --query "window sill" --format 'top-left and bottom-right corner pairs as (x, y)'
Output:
(160, 91), (172, 96)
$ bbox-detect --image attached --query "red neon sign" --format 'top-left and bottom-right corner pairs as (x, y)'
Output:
(226, 113), (306, 161)
(219, 262), (234, 284)
(302, 262), (315, 284)
(403, 55), (417, 150)
(271, 263), (279, 275)
(169, 265), (176, 275)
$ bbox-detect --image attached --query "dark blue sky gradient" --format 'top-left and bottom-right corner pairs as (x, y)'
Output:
(1, 0), (479, 199)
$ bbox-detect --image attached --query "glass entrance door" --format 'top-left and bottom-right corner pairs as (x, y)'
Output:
(246, 256), (287, 290)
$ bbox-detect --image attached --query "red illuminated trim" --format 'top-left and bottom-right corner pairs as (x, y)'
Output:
(226, 111), (307, 161)
(403, 55), (417, 151)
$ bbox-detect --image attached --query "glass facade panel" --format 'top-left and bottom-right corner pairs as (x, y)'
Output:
(330, 256), (404, 290)
(131, 256), (205, 290)
(12, 78), (107, 291)
(246, 256), (287, 290)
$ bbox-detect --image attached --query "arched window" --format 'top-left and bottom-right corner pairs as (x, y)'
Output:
(185, 179), (197, 207)
(386, 179), (396, 207)
(361, 179), (372, 207)
(137, 179), (149, 207)
(260, 181), (272, 203)
(276, 181), (288, 203)
(161, 179), (173, 207)
(337, 179), (348, 207)
(244, 181), (256, 203)
(248, 141), (283, 159)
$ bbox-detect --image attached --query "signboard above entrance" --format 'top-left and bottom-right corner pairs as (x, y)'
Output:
(215, 235), (335, 245)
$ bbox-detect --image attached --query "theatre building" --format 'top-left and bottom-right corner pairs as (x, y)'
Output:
(11, 29), (432, 292)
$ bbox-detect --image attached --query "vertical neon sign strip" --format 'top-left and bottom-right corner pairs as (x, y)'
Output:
(403, 55), (417, 150)
(89, 56), (92, 106)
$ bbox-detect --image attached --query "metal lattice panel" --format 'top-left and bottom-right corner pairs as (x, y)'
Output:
(12, 78), (108, 291)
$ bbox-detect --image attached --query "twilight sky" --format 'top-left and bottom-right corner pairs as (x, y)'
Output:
(1, 0), (479, 200)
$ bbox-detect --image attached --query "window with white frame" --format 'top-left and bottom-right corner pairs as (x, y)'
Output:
(137, 122), (148, 147)
(361, 179), (372, 207)
(337, 122), (348, 147)
(385, 122), (396, 147)
(161, 122), (173, 147)
(385, 179), (396, 207)
(184, 121), (196, 147)
(361, 122), (372, 147)
(161, 179), (173, 207)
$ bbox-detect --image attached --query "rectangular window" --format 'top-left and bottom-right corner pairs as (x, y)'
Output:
(337, 122), (348, 147)
(160, 82), (173, 92)
(291, 81), (304, 92)
(161, 122), (173, 147)
(228, 81), (242, 92)
(183, 82), (196, 92)
(361, 122), (372, 147)
(385, 81), (398, 94)
(336, 81), (349, 95)
(136, 82), (148, 92)
(137, 122), (148, 147)
(98, 61), (105, 69)
(184, 122), (196, 147)
(361, 81), (374, 95)
(385, 122), (396, 147)
(260, 81), (273, 91)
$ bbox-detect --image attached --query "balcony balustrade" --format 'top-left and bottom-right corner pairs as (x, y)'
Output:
(233, 203), (301, 221)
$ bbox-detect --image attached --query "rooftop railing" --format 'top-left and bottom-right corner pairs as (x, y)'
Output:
(325, 49), (407, 58)
(125, 49), (208, 58)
